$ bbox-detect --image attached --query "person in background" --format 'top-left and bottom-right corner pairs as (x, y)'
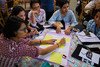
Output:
(40, 0), (54, 21)
(28, 0), (46, 31)
(49, 0), (77, 34)
(84, 0), (100, 14)
(0, 16), (65, 67)
(10, 6), (39, 37)
(86, 9), (100, 39)
(0, 0), (6, 13)
(10, 6), (26, 21)
(6, 0), (14, 9)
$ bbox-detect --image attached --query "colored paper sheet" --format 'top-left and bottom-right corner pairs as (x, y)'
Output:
(50, 52), (62, 64)
(44, 34), (53, 40)
(65, 38), (70, 43)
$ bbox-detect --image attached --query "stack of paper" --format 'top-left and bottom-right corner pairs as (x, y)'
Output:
(76, 31), (100, 44)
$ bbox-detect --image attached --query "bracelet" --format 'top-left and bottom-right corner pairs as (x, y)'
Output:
(40, 40), (41, 44)
(56, 43), (60, 47)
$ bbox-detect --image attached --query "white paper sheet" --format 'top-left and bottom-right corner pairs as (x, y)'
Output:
(38, 30), (71, 66)
(76, 31), (100, 43)
(79, 48), (100, 64)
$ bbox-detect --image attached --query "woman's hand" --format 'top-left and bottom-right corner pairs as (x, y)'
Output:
(29, 29), (39, 35)
(31, 28), (39, 35)
(32, 10), (39, 16)
(58, 38), (66, 46)
(56, 38), (66, 47)
(64, 26), (71, 35)
(56, 26), (61, 33)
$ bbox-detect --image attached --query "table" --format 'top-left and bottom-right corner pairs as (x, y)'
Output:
(67, 33), (94, 67)
(20, 29), (95, 67)
(36, 29), (95, 67)
(38, 29), (71, 66)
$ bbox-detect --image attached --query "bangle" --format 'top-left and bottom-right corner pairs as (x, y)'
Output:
(40, 40), (41, 44)
(56, 43), (60, 47)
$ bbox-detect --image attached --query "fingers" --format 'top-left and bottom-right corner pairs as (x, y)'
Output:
(56, 27), (61, 33)
(59, 38), (66, 45)
(52, 39), (57, 42)
(61, 38), (66, 44)
(64, 29), (71, 35)
(47, 39), (57, 44)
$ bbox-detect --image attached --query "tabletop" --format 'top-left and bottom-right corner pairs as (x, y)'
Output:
(19, 29), (97, 67)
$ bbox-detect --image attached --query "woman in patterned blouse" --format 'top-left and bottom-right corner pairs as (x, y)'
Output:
(0, 16), (65, 66)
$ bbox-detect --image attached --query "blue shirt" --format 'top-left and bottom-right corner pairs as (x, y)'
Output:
(48, 10), (78, 27)
(86, 19), (100, 39)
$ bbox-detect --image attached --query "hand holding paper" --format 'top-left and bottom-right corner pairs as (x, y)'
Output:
(57, 38), (66, 47)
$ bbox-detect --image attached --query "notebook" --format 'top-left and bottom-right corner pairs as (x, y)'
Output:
(72, 44), (100, 67)
(76, 31), (100, 45)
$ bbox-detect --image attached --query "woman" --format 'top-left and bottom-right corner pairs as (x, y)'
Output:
(10, 5), (39, 36)
(49, 0), (77, 34)
(28, 0), (46, 31)
(0, 16), (65, 66)
(86, 9), (100, 39)
(10, 6), (26, 23)
(84, 0), (100, 14)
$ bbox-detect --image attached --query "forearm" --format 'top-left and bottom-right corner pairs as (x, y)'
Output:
(39, 44), (59, 55)
(52, 23), (58, 27)
(66, 26), (73, 30)
(31, 15), (36, 23)
(52, 22), (62, 28)
(39, 37), (65, 55)
(30, 39), (49, 45)
(29, 39), (41, 45)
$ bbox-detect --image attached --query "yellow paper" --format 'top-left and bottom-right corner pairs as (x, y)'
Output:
(41, 34), (53, 46)
(50, 52), (62, 64)
(56, 38), (70, 43)
(56, 39), (64, 48)
(65, 38), (70, 43)
(42, 34), (70, 47)
(44, 34), (53, 40)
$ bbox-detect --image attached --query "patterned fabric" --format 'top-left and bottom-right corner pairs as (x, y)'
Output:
(48, 10), (78, 27)
(0, 55), (21, 67)
(0, 35), (39, 58)
(86, 19), (100, 39)
(28, 9), (46, 25)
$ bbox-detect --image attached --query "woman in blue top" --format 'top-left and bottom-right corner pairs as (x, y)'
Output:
(49, 0), (77, 34)
(86, 9), (100, 39)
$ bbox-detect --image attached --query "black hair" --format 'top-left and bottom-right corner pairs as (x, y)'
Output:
(3, 16), (25, 39)
(10, 6), (25, 16)
(92, 9), (100, 18)
(56, 0), (69, 8)
(30, 0), (40, 8)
